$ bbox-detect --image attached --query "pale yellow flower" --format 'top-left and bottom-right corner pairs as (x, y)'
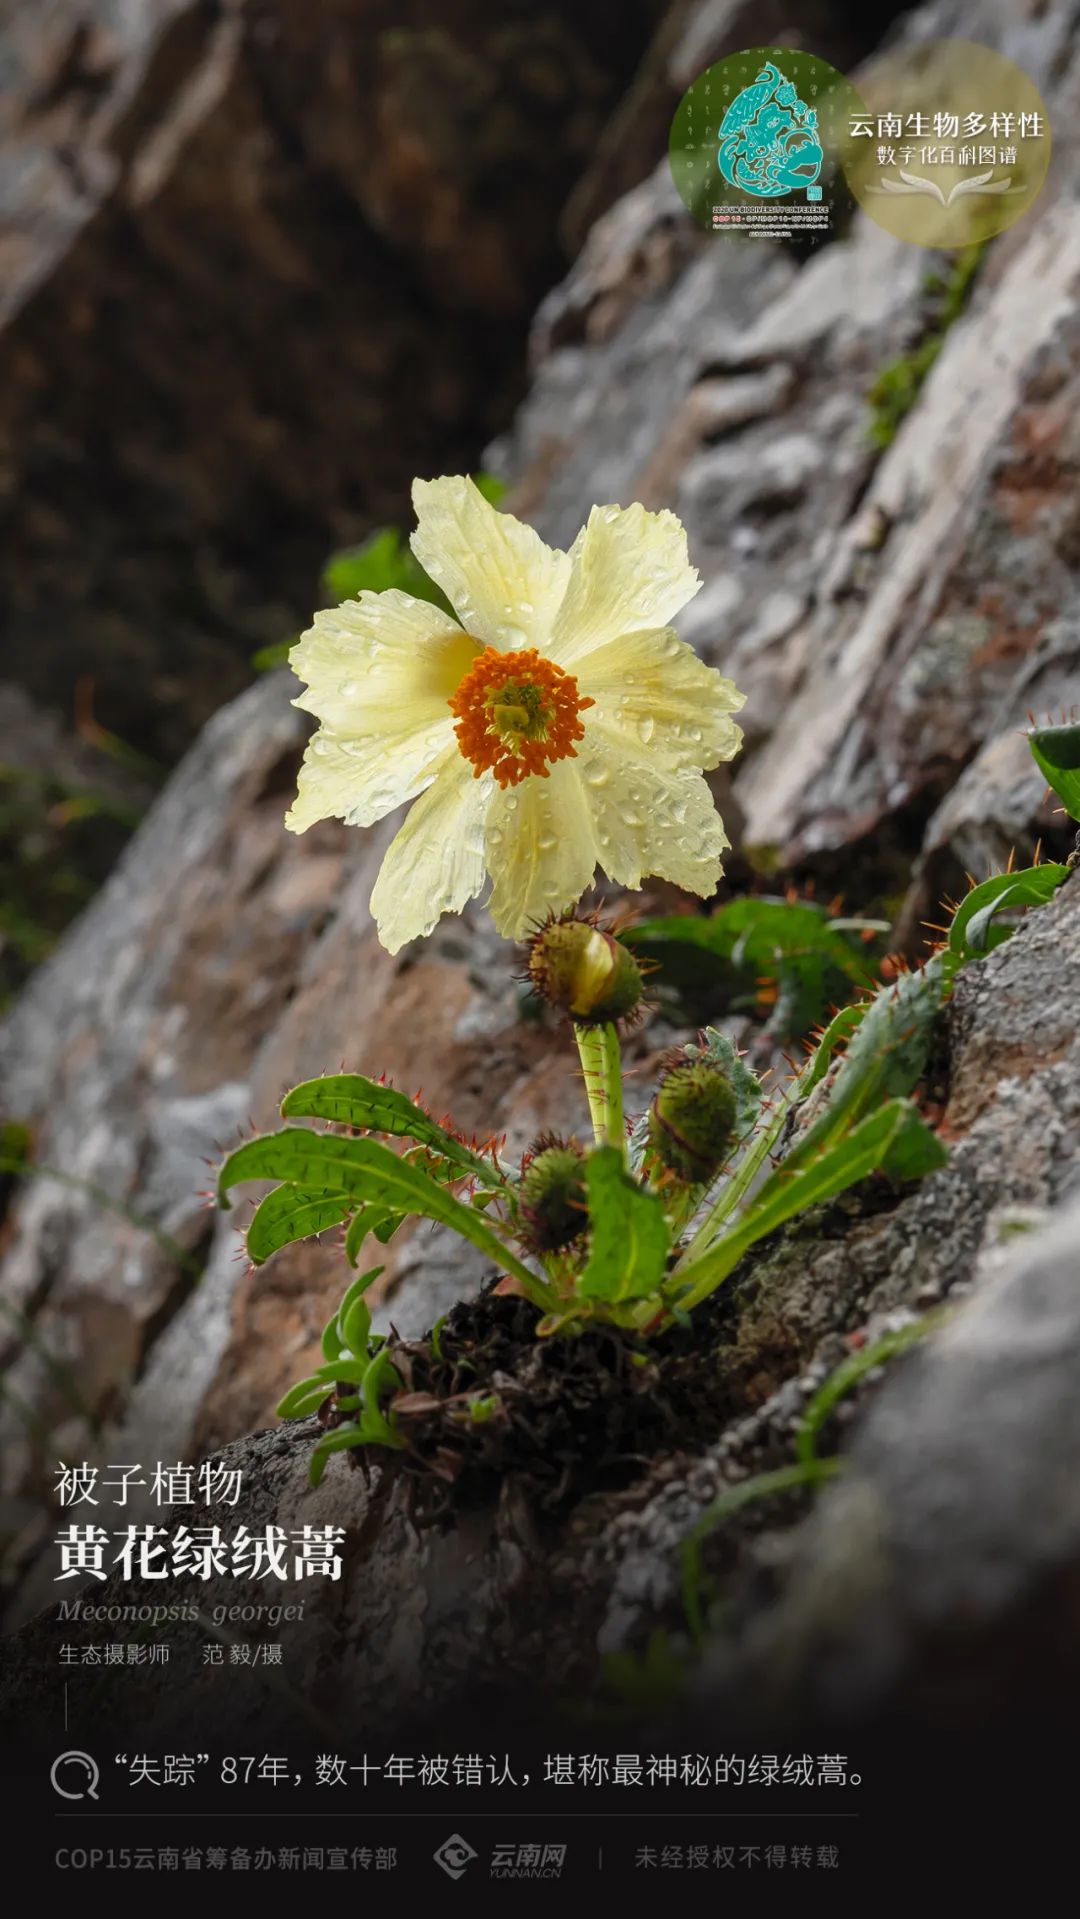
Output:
(285, 476), (744, 952)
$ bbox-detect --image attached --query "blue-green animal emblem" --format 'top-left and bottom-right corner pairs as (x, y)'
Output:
(718, 62), (823, 198)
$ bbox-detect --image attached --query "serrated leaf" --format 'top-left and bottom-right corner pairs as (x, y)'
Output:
(947, 864), (1068, 965)
(879, 1105), (948, 1181)
(799, 1002), (867, 1098)
(681, 1001), (869, 1254)
(247, 1185), (352, 1264)
(1030, 722), (1080, 820)
(674, 1099), (945, 1310)
(576, 1146), (670, 1303)
(280, 1074), (498, 1180)
(219, 1127), (537, 1293)
(624, 897), (883, 1037)
(752, 1098), (944, 1236)
(786, 959), (947, 1171)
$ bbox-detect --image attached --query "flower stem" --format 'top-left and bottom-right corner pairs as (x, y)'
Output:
(600, 1023), (626, 1157)
(574, 1022), (625, 1156)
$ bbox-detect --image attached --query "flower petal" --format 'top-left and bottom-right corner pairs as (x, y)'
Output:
(285, 714), (456, 834)
(576, 727), (729, 898)
(485, 761), (599, 938)
(410, 476), (570, 652)
(548, 503), (702, 669)
(577, 627), (744, 772)
(369, 750), (492, 953)
(289, 590), (478, 732)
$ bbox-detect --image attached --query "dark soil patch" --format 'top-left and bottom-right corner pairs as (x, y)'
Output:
(320, 1280), (749, 1522)
(315, 1156), (937, 1526)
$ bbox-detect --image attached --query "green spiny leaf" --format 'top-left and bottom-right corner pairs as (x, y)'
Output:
(785, 959), (947, 1171)
(947, 863), (1068, 966)
(1030, 722), (1080, 821)
(247, 1185), (352, 1264)
(673, 1099), (946, 1312)
(219, 1128), (538, 1293)
(576, 1145), (670, 1303)
(799, 1002), (867, 1098)
(280, 1074), (498, 1180)
(748, 1098), (945, 1244)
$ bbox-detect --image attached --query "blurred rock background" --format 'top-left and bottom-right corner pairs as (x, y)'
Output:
(2, 0), (1080, 1725)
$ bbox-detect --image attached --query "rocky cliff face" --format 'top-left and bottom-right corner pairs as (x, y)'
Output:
(0, 0), (668, 756)
(5, 870), (1079, 1735)
(3, 0), (1080, 1722)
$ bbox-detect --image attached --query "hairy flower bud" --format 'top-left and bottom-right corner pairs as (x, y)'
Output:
(648, 1059), (737, 1183)
(519, 1137), (587, 1251)
(526, 916), (643, 1025)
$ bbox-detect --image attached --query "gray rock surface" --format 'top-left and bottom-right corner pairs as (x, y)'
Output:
(709, 1190), (1080, 1725)
(0, 0), (668, 756)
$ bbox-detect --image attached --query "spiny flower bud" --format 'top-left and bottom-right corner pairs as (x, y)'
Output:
(526, 915), (643, 1025)
(648, 1058), (737, 1184)
(519, 1136), (587, 1251)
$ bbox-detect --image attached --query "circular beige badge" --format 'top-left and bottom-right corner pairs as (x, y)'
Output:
(844, 38), (1051, 246)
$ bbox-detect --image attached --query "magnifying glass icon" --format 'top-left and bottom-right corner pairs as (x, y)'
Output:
(51, 1751), (100, 1801)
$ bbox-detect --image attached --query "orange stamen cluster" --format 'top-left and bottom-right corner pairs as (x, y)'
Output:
(448, 645), (593, 788)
